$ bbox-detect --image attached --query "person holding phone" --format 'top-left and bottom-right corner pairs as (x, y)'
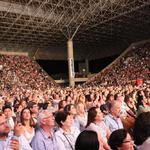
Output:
(0, 112), (32, 150)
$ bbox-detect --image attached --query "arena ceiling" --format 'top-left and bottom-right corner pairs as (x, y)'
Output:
(0, 0), (150, 60)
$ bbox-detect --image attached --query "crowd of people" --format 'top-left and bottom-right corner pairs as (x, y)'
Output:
(0, 54), (56, 92)
(0, 43), (150, 150)
(86, 43), (150, 86)
(0, 84), (150, 150)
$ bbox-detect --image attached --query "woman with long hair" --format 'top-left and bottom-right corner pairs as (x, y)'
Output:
(20, 107), (35, 143)
(86, 106), (111, 150)
(76, 102), (87, 131)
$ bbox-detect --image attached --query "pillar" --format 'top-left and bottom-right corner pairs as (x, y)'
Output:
(85, 58), (89, 76)
(67, 39), (75, 87)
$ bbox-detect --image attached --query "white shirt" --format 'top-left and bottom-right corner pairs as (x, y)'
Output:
(55, 127), (80, 150)
(24, 129), (35, 143)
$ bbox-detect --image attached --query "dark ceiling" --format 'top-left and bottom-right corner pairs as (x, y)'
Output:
(0, 0), (150, 59)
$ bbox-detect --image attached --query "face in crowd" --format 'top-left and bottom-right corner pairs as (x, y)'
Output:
(0, 114), (10, 137)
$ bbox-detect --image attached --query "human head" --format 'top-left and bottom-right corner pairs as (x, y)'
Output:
(20, 107), (35, 127)
(116, 96), (125, 103)
(64, 104), (77, 115)
(124, 95), (133, 104)
(58, 100), (66, 110)
(100, 104), (110, 115)
(37, 109), (55, 128)
(14, 103), (23, 113)
(42, 102), (52, 110)
(76, 102), (85, 114)
(2, 105), (13, 119)
(106, 93), (114, 102)
(78, 95), (85, 103)
(20, 99), (27, 108)
(85, 94), (93, 109)
(133, 112), (150, 145)
(108, 129), (134, 150)
(75, 130), (99, 150)
(0, 113), (10, 137)
(86, 106), (103, 127)
(28, 102), (39, 114)
(55, 111), (73, 128)
(110, 101), (121, 118)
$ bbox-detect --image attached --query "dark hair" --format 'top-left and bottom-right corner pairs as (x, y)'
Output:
(133, 112), (150, 145)
(42, 103), (49, 110)
(114, 93), (120, 101)
(85, 94), (92, 102)
(27, 102), (37, 109)
(2, 105), (12, 112)
(13, 98), (19, 107)
(55, 111), (70, 127)
(64, 104), (75, 113)
(58, 100), (66, 110)
(108, 129), (127, 150)
(100, 104), (110, 115)
(13, 104), (20, 113)
(20, 107), (35, 127)
(124, 95), (131, 103)
(86, 107), (97, 127)
(38, 103), (44, 110)
(136, 94), (143, 109)
(106, 93), (114, 102)
(75, 130), (99, 150)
